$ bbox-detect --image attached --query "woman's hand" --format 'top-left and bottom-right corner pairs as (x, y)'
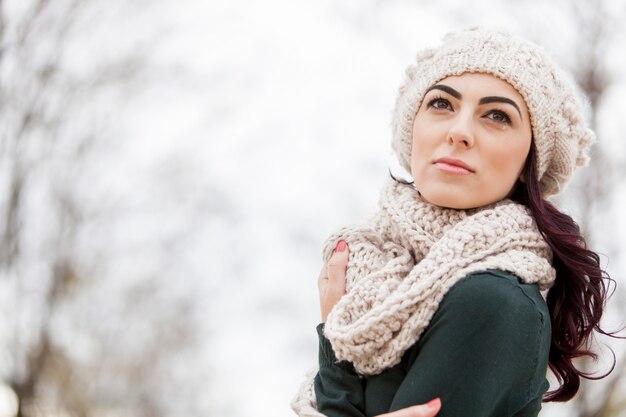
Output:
(318, 240), (349, 322)
(375, 398), (441, 417)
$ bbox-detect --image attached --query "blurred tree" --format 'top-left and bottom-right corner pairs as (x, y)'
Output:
(0, 1), (203, 416)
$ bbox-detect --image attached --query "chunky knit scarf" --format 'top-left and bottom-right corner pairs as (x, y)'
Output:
(291, 178), (556, 417)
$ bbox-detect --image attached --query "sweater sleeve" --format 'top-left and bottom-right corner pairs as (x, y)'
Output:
(314, 322), (367, 417)
(387, 271), (551, 417)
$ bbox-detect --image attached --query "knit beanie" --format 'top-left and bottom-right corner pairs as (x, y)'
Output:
(391, 27), (595, 197)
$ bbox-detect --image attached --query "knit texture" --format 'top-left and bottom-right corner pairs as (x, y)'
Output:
(291, 179), (556, 416)
(391, 27), (595, 197)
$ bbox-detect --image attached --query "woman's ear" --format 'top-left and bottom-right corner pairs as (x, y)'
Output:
(519, 173), (525, 183)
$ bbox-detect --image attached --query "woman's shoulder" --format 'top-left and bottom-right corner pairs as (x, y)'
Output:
(409, 268), (552, 372)
(441, 269), (550, 327)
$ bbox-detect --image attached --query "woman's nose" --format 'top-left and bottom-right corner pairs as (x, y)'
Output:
(447, 115), (475, 148)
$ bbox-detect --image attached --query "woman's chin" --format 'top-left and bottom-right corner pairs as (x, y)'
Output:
(418, 184), (510, 209)
(418, 188), (474, 209)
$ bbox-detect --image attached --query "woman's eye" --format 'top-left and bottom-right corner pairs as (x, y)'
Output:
(486, 110), (511, 124)
(427, 98), (452, 110)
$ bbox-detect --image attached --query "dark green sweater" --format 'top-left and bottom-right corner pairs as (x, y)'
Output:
(314, 269), (551, 417)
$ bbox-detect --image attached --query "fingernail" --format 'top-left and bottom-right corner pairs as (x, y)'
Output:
(426, 398), (441, 409)
(335, 240), (347, 252)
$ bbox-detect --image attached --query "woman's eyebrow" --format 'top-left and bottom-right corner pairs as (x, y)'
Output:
(479, 96), (523, 118)
(424, 84), (461, 99)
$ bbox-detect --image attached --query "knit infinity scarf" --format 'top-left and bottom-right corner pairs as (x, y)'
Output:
(291, 179), (556, 417)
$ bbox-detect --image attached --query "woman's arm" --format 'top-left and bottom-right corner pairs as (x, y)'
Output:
(386, 271), (551, 417)
(314, 321), (368, 416)
(314, 321), (442, 417)
(315, 241), (441, 417)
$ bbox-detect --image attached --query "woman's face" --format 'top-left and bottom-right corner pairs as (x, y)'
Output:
(410, 72), (532, 209)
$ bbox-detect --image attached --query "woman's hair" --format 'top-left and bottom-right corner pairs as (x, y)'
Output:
(509, 141), (620, 401)
(390, 140), (620, 402)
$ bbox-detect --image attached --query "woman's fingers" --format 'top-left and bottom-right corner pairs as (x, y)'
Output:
(326, 240), (349, 294)
(375, 398), (441, 417)
(318, 240), (350, 322)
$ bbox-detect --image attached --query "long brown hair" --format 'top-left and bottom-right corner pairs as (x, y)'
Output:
(509, 140), (619, 401)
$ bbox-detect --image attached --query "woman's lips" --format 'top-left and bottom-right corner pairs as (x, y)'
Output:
(434, 162), (473, 175)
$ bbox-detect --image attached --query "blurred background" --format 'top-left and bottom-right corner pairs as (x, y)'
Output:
(1, 0), (625, 416)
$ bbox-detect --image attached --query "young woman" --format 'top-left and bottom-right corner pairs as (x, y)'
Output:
(291, 27), (617, 417)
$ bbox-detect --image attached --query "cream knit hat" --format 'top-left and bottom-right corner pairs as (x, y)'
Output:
(391, 27), (595, 197)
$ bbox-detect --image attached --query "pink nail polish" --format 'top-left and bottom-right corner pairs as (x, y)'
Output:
(336, 240), (347, 252)
(426, 398), (441, 409)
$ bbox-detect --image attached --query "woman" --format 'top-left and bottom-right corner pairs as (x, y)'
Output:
(291, 27), (616, 417)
